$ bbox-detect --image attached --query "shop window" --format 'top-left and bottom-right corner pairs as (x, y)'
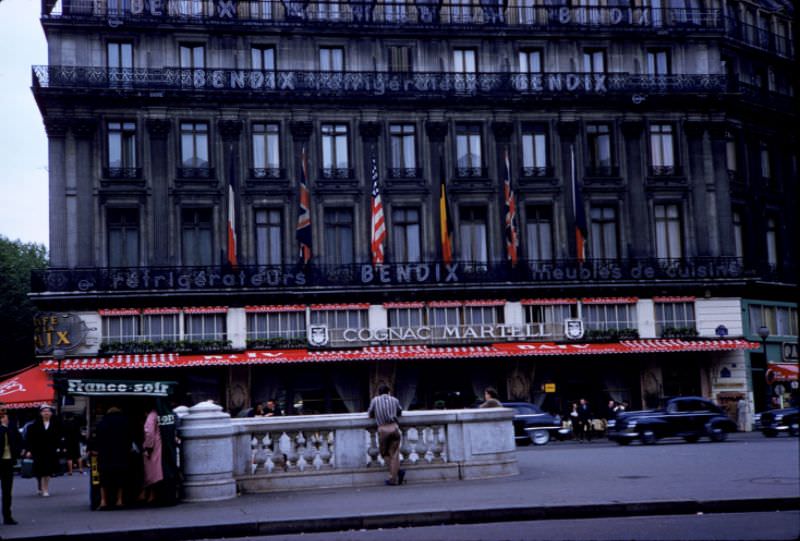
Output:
(428, 306), (461, 327)
(387, 306), (425, 327)
(310, 308), (368, 345)
(583, 303), (637, 332)
(524, 303), (577, 339)
(749, 304), (798, 337)
(185, 313), (226, 341)
(655, 302), (696, 337)
(247, 311), (306, 343)
(142, 314), (179, 342)
(102, 315), (140, 342)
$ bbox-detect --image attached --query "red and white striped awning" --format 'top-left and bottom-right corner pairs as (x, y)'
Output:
(40, 339), (759, 371)
(0, 365), (55, 409)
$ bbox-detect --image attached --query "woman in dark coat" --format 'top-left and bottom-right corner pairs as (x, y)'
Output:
(24, 405), (61, 497)
(94, 406), (133, 508)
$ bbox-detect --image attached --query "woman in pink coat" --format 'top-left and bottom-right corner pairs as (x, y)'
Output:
(142, 408), (163, 503)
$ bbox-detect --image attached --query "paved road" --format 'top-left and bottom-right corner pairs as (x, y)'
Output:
(2, 433), (797, 540)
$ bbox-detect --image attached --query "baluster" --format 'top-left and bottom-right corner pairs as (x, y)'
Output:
(433, 425), (447, 462)
(263, 433), (275, 473)
(318, 431), (333, 468)
(406, 426), (420, 464)
(366, 428), (380, 466)
(422, 425), (435, 463)
(285, 431), (300, 471)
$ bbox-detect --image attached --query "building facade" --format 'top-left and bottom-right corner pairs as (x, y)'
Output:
(31, 0), (797, 423)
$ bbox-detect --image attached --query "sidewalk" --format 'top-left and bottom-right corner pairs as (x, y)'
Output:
(3, 433), (798, 541)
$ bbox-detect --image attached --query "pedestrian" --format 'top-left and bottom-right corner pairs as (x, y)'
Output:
(479, 387), (502, 408)
(142, 406), (164, 504)
(0, 406), (23, 524)
(367, 384), (405, 486)
(264, 399), (283, 417)
(23, 405), (61, 497)
(61, 412), (84, 475)
(94, 406), (132, 509)
(604, 399), (617, 434)
(577, 398), (593, 442)
(569, 402), (582, 441)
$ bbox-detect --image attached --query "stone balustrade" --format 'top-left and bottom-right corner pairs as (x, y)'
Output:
(179, 402), (518, 501)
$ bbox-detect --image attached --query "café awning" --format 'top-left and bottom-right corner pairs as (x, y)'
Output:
(40, 339), (759, 371)
(766, 362), (799, 383)
(0, 365), (55, 409)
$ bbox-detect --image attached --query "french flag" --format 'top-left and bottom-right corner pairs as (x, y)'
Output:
(227, 144), (238, 267)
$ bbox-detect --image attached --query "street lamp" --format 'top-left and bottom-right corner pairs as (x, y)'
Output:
(757, 325), (770, 354)
(52, 348), (66, 418)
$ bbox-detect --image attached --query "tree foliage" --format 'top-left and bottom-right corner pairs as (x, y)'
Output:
(0, 236), (47, 374)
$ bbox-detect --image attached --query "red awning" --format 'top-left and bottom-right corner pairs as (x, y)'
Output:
(0, 365), (55, 409)
(766, 363), (799, 383)
(40, 339), (759, 371)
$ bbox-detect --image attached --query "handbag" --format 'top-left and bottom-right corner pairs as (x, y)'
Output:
(21, 458), (34, 478)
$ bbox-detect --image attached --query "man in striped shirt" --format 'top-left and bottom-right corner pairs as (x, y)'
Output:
(367, 384), (404, 486)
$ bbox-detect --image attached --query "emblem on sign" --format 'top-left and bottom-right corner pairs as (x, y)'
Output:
(307, 325), (330, 347)
(564, 319), (585, 340)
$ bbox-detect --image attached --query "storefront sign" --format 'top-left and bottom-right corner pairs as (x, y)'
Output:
(782, 342), (798, 362)
(34, 313), (88, 355)
(337, 323), (552, 345)
(564, 319), (585, 340)
(66, 379), (175, 397)
(544, 383), (556, 393)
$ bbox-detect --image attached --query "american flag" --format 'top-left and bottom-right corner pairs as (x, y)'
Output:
(502, 147), (519, 267)
(226, 143), (238, 267)
(370, 156), (386, 265)
(296, 146), (312, 265)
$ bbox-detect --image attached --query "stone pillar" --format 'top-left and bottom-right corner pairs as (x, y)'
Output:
(71, 119), (97, 267)
(557, 120), (579, 259)
(44, 117), (69, 266)
(219, 119), (243, 263)
(685, 121), (711, 256)
(622, 120), (649, 257)
(425, 120), (448, 261)
(146, 119), (172, 264)
(179, 401), (237, 501)
(708, 122), (735, 256)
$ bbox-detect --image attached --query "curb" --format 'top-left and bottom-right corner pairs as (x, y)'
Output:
(10, 497), (799, 541)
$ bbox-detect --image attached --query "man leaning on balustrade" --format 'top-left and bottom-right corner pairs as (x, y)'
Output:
(367, 385), (405, 486)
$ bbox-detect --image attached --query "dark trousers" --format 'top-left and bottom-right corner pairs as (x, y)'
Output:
(1, 458), (14, 520)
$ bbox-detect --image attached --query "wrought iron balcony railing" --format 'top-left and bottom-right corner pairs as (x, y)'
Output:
(102, 167), (142, 179)
(249, 167), (284, 179)
(319, 167), (355, 180)
(387, 167), (423, 179)
(520, 166), (553, 178)
(32, 67), (731, 101)
(29, 257), (780, 296)
(43, 1), (726, 34)
(648, 165), (684, 178)
(585, 165), (620, 178)
(177, 166), (215, 179)
(724, 18), (794, 59)
(455, 166), (488, 179)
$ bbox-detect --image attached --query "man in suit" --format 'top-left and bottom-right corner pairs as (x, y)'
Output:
(0, 405), (23, 525)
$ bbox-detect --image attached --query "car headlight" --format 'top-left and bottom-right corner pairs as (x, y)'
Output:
(607, 420), (616, 428)
(627, 421), (637, 429)
(774, 414), (784, 421)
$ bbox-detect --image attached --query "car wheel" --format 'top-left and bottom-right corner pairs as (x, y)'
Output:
(616, 439), (631, 446)
(709, 427), (727, 442)
(683, 435), (699, 443)
(762, 429), (778, 438)
(529, 429), (550, 446)
(640, 429), (657, 445)
(789, 423), (799, 437)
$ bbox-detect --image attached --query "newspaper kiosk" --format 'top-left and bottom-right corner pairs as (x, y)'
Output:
(65, 378), (180, 510)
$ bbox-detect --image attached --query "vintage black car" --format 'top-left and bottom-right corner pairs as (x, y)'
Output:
(503, 402), (566, 446)
(607, 396), (736, 445)
(759, 406), (800, 437)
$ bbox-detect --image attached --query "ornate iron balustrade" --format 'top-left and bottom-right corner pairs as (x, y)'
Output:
(724, 18), (794, 59)
(102, 167), (142, 179)
(43, 1), (725, 34)
(319, 167), (354, 180)
(249, 167), (284, 179)
(520, 166), (552, 178)
(455, 166), (488, 178)
(387, 167), (423, 179)
(177, 166), (215, 179)
(30, 257), (770, 295)
(585, 165), (620, 178)
(648, 165), (684, 177)
(32, 67), (730, 101)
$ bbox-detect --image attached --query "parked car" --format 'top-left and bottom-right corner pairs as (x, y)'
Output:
(503, 402), (566, 446)
(758, 406), (799, 437)
(607, 396), (736, 445)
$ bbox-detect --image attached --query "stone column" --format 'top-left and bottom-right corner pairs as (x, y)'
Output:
(44, 117), (69, 266)
(622, 120), (649, 257)
(179, 401), (237, 501)
(708, 122), (735, 256)
(71, 119), (97, 267)
(556, 120), (579, 259)
(146, 119), (172, 264)
(219, 119), (243, 263)
(685, 121), (711, 256)
(425, 121), (448, 261)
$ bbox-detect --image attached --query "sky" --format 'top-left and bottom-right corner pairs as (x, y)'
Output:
(0, 0), (49, 248)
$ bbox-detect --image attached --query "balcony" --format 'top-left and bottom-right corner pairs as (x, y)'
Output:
(319, 167), (355, 180)
(455, 166), (488, 179)
(249, 167), (284, 180)
(387, 167), (423, 179)
(724, 18), (794, 59)
(32, 67), (730, 104)
(177, 166), (215, 179)
(43, 1), (725, 36)
(102, 167), (142, 180)
(30, 257), (769, 297)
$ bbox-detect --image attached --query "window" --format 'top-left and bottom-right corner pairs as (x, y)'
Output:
(455, 124), (482, 175)
(387, 306), (424, 327)
(655, 302), (696, 337)
(316, 0), (341, 20)
(453, 48), (477, 73)
(247, 311), (306, 343)
(319, 47), (344, 71)
(590, 205), (618, 259)
(521, 125), (548, 176)
(654, 204), (682, 259)
(107, 42), (133, 70)
(142, 314), (179, 341)
(181, 208), (213, 266)
(388, 46), (413, 73)
(107, 121), (137, 173)
(179, 44), (205, 69)
(732, 210), (744, 259)
(102, 315), (140, 342)
(582, 48), (606, 73)
(321, 123), (349, 174)
(180, 122), (209, 168)
(107, 208), (139, 267)
(324, 208), (354, 265)
(252, 123), (280, 177)
(766, 217), (778, 268)
(310, 308), (368, 345)
(650, 124), (675, 174)
(519, 49), (542, 74)
(524, 303), (577, 339)
(428, 306), (461, 327)
(586, 123), (613, 173)
(749, 304), (798, 336)
(450, 0), (473, 23)
(391, 207), (421, 262)
(459, 206), (488, 264)
(185, 313), (226, 341)
(389, 124), (416, 174)
(251, 46), (275, 71)
(760, 143), (771, 179)
(525, 205), (553, 261)
(725, 132), (738, 174)
(583, 303), (637, 332)
(464, 305), (501, 326)
(646, 49), (670, 75)
(255, 209), (283, 266)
